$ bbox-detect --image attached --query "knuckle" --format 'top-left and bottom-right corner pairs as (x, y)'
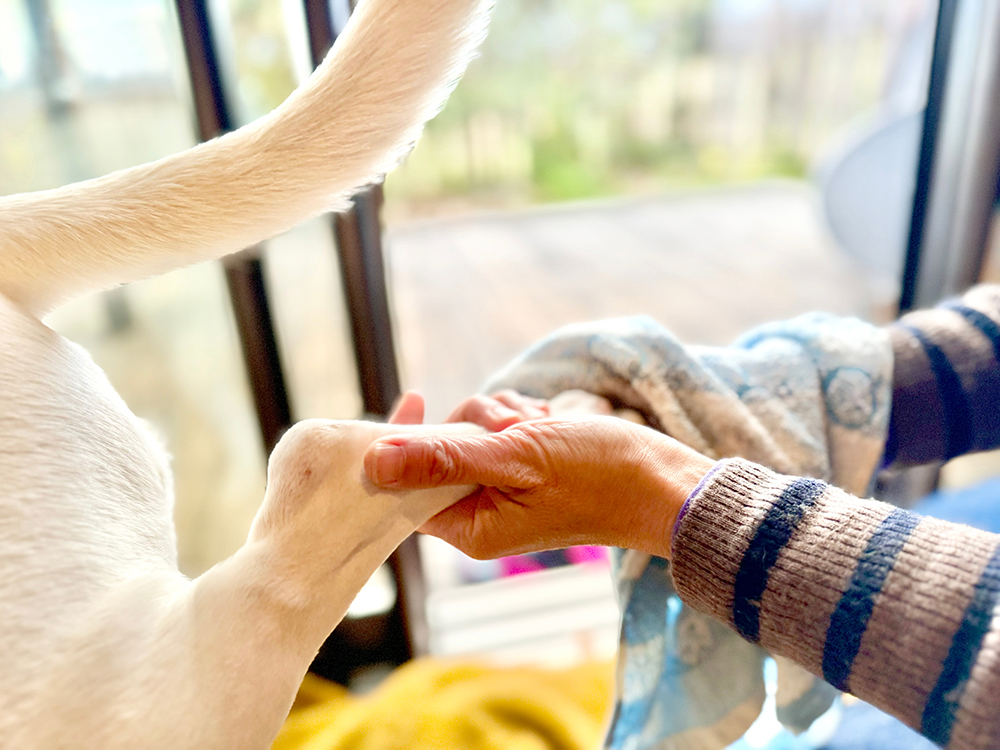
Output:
(426, 441), (460, 485)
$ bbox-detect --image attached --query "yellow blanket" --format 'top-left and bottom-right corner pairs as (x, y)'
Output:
(274, 658), (615, 750)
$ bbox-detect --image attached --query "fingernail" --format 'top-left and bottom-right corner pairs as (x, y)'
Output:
(370, 443), (405, 485)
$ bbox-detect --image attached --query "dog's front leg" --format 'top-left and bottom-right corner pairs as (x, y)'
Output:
(177, 419), (481, 748)
(14, 419), (477, 750)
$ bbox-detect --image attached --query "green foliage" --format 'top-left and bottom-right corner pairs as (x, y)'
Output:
(532, 132), (610, 201)
(174, 0), (891, 211)
(225, 0), (298, 122)
(765, 148), (809, 179)
(386, 0), (892, 210)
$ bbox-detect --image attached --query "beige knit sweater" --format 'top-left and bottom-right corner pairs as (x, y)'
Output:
(672, 286), (1000, 749)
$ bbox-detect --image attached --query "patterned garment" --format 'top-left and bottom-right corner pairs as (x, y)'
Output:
(673, 286), (1000, 750)
(485, 309), (894, 749)
(488, 284), (1000, 750)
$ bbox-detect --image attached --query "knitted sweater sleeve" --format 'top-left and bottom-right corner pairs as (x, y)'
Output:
(670, 285), (1000, 749)
(886, 284), (1000, 466)
(670, 459), (1000, 750)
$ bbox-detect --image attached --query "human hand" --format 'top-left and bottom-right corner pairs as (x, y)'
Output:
(387, 389), (549, 431)
(363, 415), (715, 559)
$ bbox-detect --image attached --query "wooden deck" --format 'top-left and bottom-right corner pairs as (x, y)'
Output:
(386, 182), (878, 423)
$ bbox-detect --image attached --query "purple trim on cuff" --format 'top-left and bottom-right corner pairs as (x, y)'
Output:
(671, 459), (728, 548)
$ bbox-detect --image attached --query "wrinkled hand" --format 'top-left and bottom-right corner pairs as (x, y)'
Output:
(365, 411), (715, 559)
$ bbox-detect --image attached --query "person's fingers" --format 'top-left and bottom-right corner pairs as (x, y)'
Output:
(444, 394), (525, 431)
(418, 486), (516, 559)
(388, 391), (425, 425)
(491, 389), (549, 419)
(364, 429), (540, 489)
(418, 493), (480, 546)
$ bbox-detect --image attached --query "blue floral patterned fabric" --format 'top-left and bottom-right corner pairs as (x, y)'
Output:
(484, 312), (893, 750)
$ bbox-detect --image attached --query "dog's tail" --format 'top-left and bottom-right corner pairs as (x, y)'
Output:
(0, 0), (491, 316)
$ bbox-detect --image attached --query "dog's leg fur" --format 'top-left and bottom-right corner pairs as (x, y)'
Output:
(0, 0), (491, 746)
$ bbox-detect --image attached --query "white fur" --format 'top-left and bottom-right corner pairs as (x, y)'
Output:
(0, 0), (491, 746)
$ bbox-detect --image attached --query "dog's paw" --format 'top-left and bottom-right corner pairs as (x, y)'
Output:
(239, 419), (484, 632)
(249, 419), (484, 546)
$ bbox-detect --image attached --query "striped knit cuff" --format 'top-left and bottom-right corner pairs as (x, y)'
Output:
(671, 459), (727, 545)
(670, 458), (1000, 748)
(886, 285), (1000, 466)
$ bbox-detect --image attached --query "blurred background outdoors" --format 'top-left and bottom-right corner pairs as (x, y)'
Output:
(388, 0), (933, 213)
(9, 0), (994, 684)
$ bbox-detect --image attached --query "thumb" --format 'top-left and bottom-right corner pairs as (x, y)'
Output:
(364, 431), (533, 490)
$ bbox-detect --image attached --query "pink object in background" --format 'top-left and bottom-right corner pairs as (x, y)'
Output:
(498, 546), (608, 577)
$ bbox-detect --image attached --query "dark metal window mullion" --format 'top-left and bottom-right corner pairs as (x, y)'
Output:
(884, 0), (1000, 507)
(898, 0), (961, 315)
(174, 0), (293, 457)
(301, 0), (429, 662)
(880, 0), (960, 506)
(302, 0), (401, 418)
(900, 0), (1000, 313)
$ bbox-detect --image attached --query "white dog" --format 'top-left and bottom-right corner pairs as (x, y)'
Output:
(0, 0), (491, 746)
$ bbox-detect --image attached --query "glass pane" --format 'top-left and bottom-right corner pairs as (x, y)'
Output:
(381, 0), (940, 667)
(264, 217), (363, 421)
(386, 0), (940, 422)
(0, 0), (192, 192)
(205, 0), (363, 421)
(385, 0), (938, 216)
(1, 0), (269, 578)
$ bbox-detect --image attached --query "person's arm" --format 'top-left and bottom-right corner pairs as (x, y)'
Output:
(887, 284), (1000, 466)
(365, 419), (1000, 748)
(364, 282), (1000, 747)
(672, 457), (1000, 749)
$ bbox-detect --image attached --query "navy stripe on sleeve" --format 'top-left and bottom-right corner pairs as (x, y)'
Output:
(822, 508), (921, 690)
(732, 478), (826, 642)
(945, 304), (1000, 365)
(940, 303), (1000, 454)
(922, 542), (1000, 746)
(902, 324), (974, 459)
